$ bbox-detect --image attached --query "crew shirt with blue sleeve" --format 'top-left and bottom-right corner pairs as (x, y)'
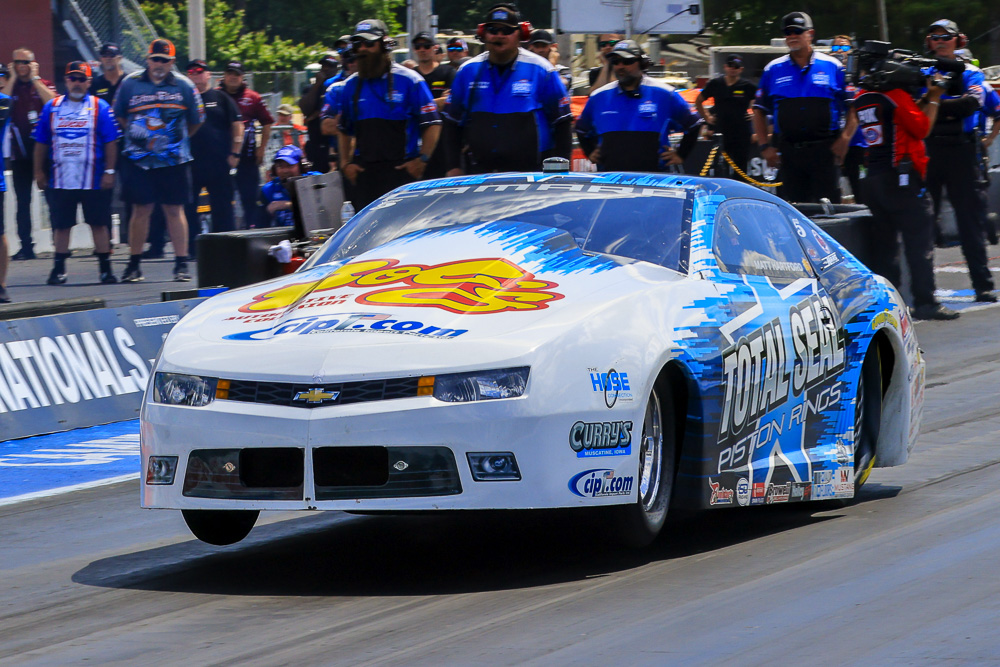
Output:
(113, 69), (204, 169)
(754, 51), (846, 142)
(443, 48), (572, 172)
(576, 77), (696, 172)
(259, 171), (321, 227)
(32, 94), (120, 189)
(927, 64), (987, 136)
(0, 93), (11, 193)
(337, 64), (440, 164)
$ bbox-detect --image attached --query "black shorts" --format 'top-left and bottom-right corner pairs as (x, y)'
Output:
(46, 188), (113, 230)
(123, 162), (192, 206)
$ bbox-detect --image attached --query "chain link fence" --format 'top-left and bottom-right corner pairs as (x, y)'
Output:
(58, 0), (158, 72)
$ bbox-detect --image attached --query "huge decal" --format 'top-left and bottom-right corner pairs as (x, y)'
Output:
(239, 258), (564, 315)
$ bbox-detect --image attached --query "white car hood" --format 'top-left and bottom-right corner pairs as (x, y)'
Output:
(161, 224), (684, 379)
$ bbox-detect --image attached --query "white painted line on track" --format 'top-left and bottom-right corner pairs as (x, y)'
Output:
(0, 473), (140, 508)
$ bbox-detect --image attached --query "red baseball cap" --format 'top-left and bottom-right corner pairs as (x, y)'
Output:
(148, 39), (177, 58)
(65, 61), (93, 78)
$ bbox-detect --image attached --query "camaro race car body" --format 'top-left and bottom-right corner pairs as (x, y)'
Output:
(141, 173), (924, 542)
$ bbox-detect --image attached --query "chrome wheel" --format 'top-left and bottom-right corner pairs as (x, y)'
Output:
(638, 391), (663, 512)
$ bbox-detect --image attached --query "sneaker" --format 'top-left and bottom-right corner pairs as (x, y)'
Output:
(0, 286), (9, 303)
(99, 271), (118, 285)
(11, 248), (36, 261)
(47, 269), (67, 285)
(911, 304), (960, 321)
(173, 264), (191, 282)
(974, 290), (998, 303)
(141, 248), (165, 259)
(121, 266), (144, 283)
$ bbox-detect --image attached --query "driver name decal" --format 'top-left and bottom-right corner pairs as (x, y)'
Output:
(239, 258), (563, 315)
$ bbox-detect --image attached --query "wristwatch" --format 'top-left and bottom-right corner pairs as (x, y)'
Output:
(103, 168), (116, 175)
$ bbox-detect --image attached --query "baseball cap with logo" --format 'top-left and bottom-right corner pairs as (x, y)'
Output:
(353, 19), (389, 41)
(318, 52), (339, 67)
(99, 43), (121, 57)
(928, 19), (960, 35)
(529, 29), (553, 45)
(725, 54), (744, 67)
(485, 5), (520, 26)
(148, 38), (176, 58)
(782, 12), (813, 31)
(225, 61), (244, 74)
(65, 61), (93, 78)
(186, 59), (209, 73)
(610, 40), (643, 61)
(274, 145), (303, 164)
(412, 31), (435, 45)
(447, 37), (468, 50)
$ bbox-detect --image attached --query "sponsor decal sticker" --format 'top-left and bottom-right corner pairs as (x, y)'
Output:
(569, 468), (634, 498)
(709, 479), (734, 505)
(765, 482), (790, 504)
(736, 477), (750, 506)
(222, 312), (468, 341)
(569, 420), (632, 457)
(512, 79), (532, 95)
(789, 481), (811, 501)
(871, 309), (899, 332)
(834, 466), (854, 494)
(588, 368), (633, 408)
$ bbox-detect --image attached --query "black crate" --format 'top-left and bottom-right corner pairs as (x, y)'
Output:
(196, 227), (295, 288)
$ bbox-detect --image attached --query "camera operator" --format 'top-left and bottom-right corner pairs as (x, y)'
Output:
(923, 19), (995, 303)
(841, 53), (958, 320)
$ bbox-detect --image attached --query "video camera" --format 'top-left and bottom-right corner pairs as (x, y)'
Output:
(854, 40), (965, 94)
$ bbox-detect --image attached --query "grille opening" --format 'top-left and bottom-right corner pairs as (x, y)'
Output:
(239, 448), (304, 488)
(314, 446), (390, 487)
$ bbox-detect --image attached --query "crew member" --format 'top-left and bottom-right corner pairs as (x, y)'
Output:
(576, 40), (695, 172)
(259, 145), (320, 227)
(411, 32), (454, 180)
(443, 4), (572, 175)
(695, 54), (757, 181)
(298, 53), (339, 172)
(753, 12), (848, 203)
(527, 30), (571, 92)
(337, 19), (441, 210)
(219, 61), (274, 228)
(841, 64), (958, 320)
(923, 19), (995, 302)
(444, 37), (471, 71)
(114, 39), (204, 283)
(32, 62), (120, 285)
(588, 34), (623, 93)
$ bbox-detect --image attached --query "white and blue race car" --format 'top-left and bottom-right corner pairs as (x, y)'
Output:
(141, 172), (924, 547)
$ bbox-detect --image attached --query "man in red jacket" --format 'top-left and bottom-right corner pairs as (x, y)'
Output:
(842, 75), (958, 320)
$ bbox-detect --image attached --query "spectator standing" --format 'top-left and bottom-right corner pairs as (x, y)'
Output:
(298, 53), (340, 172)
(588, 34), (624, 93)
(695, 54), (757, 181)
(90, 42), (131, 243)
(184, 59), (241, 243)
(0, 82), (11, 302)
(113, 39), (204, 283)
(337, 19), (441, 210)
(2, 47), (56, 260)
(843, 70), (958, 320)
(443, 4), (572, 175)
(444, 37), (470, 71)
(412, 31), (454, 180)
(527, 30), (572, 93)
(576, 40), (695, 172)
(753, 12), (848, 203)
(258, 145), (319, 227)
(32, 62), (120, 285)
(923, 19), (995, 302)
(219, 61), (274, 228)
(276, 103), (306, 147)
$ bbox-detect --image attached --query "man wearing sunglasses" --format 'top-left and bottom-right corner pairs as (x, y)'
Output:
(114, 38), (204, 283)
(32, 62), (120, 286)
(695, 54), (757, 181)
(2, 48), (56, 261)
(445, 37), (470, 71)
(411, 32), (454, 180)
(443, 4), (572, 175)
(337, 19), (441, 210)
(753, 12), (848, 203)
(588, 34), (624, 93)
(576, 40), (695, 172)
(922, 19), (995, 302)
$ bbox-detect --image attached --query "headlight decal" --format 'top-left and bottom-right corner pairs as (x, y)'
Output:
(431, 367), (529, 402)
(152, 373), (218, 407)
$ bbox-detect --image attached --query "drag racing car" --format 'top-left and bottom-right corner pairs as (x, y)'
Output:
(141, 172), (924, 547)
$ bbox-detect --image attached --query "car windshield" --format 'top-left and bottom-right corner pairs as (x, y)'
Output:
(308, 181), (691, 272)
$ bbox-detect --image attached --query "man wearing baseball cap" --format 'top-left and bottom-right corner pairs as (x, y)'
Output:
(753, 11), (848, 203)
(444, 37), (470, 71)
(298, 53), (341, 173)
(32, 61), (121, 285)
(114, 38), (205, 282)
(528, 30), (571, 91)
(695, 54), (757, 181)
(219, 60), (275, 228)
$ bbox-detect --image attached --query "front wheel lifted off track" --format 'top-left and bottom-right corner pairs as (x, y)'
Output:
(609, 383), (676, 548)
(182, 509), (259, 546)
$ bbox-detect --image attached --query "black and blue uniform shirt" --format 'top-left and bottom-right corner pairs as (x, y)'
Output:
(444, 48), (571, 171)
(576, 77), (696, 172)
(337, 64), (440, 164)
(754, 50), (846, 142)
(260, 171), (321, 226)
(924, 64), (987, 136)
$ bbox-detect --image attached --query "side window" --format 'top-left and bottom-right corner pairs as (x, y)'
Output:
(781, 206), (846, 273)
(713, 200), (812, 280)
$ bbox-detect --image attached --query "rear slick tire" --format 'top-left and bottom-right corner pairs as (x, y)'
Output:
(854, 345), (883, 490)
(182, 509), (259, 546)
(610, 383), (676, 548)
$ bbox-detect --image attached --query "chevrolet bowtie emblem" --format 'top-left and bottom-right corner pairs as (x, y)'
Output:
(293, 388), (340, 404)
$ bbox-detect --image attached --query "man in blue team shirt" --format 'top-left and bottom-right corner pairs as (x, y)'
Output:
(259, 145), (321, 227)
(753, 12), (848, 203)
(0, 82), (11, 302)
(922, 19), (995, 302)
(337, 19), (441, 211)
(443, 3), (572, 175)
(113, 38), (204, 283)
(576, 40), (695, 172)
(32, 62), (120, 286)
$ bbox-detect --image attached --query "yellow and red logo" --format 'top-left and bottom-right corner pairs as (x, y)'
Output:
(239, 258), (564, 315)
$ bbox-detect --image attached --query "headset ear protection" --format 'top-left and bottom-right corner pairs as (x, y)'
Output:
(925, 32), (967, 51)
(476, 20), (532, 42)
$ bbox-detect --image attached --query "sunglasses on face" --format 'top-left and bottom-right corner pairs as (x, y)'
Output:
(783, 27), (807, 36)
(929, 34), (955, 41)
(187, 68), (207, 75)
(353, 38), (380, 48)
(13, 59), (31, 65)
(607, 56), (636, 66)
(413, 43), (434, 50)
(67, 75), (88, 83)
(100, 52), (119, 58)
(447, 46), (464, 51)
(599, 40), (619, 48)
(830, 44), (851, 52)
(484, 25), (517, 36)
(148, 56), (172, 64)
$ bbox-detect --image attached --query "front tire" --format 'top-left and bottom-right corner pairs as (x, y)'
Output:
(610, 383), (676, 548)
(854, 346), (883, 489)
(182, 509), (259, 545)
